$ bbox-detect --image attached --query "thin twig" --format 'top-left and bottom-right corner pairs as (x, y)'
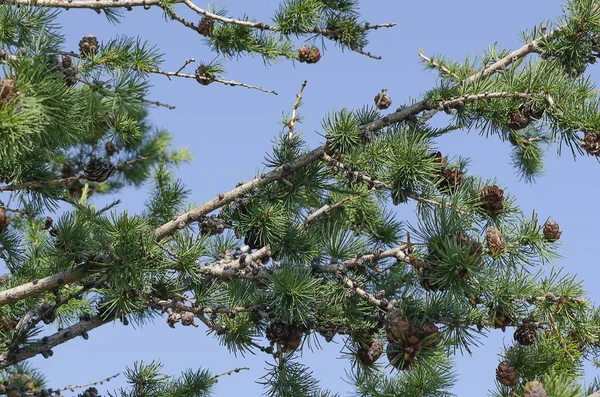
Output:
(56, 373), (120, 393)
(211, 367), (250, 381)
(141, 98), (176, 110)
(287, 80), (307, 141)
(419, 51), (460, 80)
(299, 194), (362, 229)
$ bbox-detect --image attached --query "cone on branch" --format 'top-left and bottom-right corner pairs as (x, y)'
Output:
(430, 151), (447, 168)
(543, 220), (562, 242)
(581, 130), (600, 155)
(374, 92), (392, 110)
(298, 45), (310, 62)
(0, 79), (20, 107)
(195, 64), (216, 85)
(197, 17), (214, 36)
(514, 321), (537, 346)
(79, 34), (99, 56)
(386, 342), (413, 370)
(480, 185), (505, 216)
(507, 110), (531, 130)
(439, 168), (463, 191)
(486, 226), (506, 256)
(266, 322), (305, 352)
(0, 207), (8, 234)
(489, 308), (514, 331)
(357, 338), (384, 365)
(83, 158), (115, 182)
(307, 47), (321, 64)
(496, 360), (519, 387)
(523, 380), (548, 397)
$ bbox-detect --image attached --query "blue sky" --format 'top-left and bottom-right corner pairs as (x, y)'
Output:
(22, 0), (600, 395)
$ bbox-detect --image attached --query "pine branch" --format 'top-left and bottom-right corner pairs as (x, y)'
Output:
(419, 50), (460, 80)
(147, 67), (278, 95)
(0, 157), (148, 192)
(55, 373), (120, 393)
(299, 194), (362, 229)
(210, 367), (249, 381)
(0, 268), (85, 306)
(0, 315), (112, 368)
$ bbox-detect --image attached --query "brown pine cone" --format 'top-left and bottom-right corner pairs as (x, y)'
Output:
(523, 380), (548, 397)
(386, 343), (413, 370)
(480, 185), (504, 216)
(514, 321), (537, 346)
(298, 45), (310, 62)
(0, 79), (20, 107)
(0, 208), (7, 234)
(439, 168), (463, 190)
(496, 360), (519, 387)
(374, 92), (392, 110)
(581, 130), (600, 155)
(79, 34), (99, 56)
(307, 46), (321, 64)
(197, 17), (214, 36)
(430, 151), (447, 168)
(507, 110), (530, 130)
(486, 226), (506, 256)
(386, 315), (412, 344)
(357, 339), (384, 365)
(423, 322), (442, 348)
(543, 220), (562, 242)
(266, 322), (305, 352)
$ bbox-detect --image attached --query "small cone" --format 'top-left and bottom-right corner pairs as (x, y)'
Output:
(195, 64), (215, 85)
(581, 130), (600, 155)
(496, 360), (519, 387)
(374, 92), (392, 110)
(386, 315), (412, 344)
(0, 208), (7, 234)
(507, 110), (530, 130)
(386, 343), (413, 370)
(480, 185), (504, 216)
(0, 79), (20, 107)
(439, 168), (463, 190)
(430, 151), (447, 168)
(543, 220), (562, 242)
(266, 322), (305, 352)
(298, 45), (310, 62)
(197, 17), (213, 36)
(357, 339), (384, 365)
(79, 34), (99, 56)
(514, 321), (537, 346)
(486, 226), (506, 256)
(307, 47), (321, 64)
(523, 380), (548, 397)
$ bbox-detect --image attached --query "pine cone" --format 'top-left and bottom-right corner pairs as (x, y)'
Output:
(307, 47), (321, 64)
(480, 185), (504, 216)
(374, 92), (392, 110)
(357, 339), (384, 365)
(266, 322), (305, 352)
(519, 102), (545, 120)
(581, 130), (600, 155)
(0, 208), (8, 234)
(105, 141), (119, 156)
(298, 45), (310, 62)
(523, 380), (547, 397)
(197, 17), (214, 36)
(180, 312), (195, 326)
(486, 226), (506, 255)
(514, 321), (537, 346)
(423, 322), (442, 348)
(194, 64), (215, 85)
(84, 158), (115, 182)
(430, 151), (447, 168)
(40, 302), (57, 325)
(0, 79), (20, 107)
(61, 160), (78, 178)
(496, 360), (519, 387)
(543, 220), (562, 242)
(386, 315), (412, 344)
(507, 110), (530, 130)
(386, 342), (413, 370)
(79, 34), (99, 56)
(489, 309), (513, 331)
(439, 168), (463, 190)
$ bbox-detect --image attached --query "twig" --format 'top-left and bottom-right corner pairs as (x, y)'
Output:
(148, 68), (278, 95)
(349, 47), (381, 60)
(56, 373), (120, 393)
(141, 98), (175, 110)
(419, 51), (460, 80)
(299, 194), (362, 229)
(287, 80), (307, 141)
(211, 367), (249, 381)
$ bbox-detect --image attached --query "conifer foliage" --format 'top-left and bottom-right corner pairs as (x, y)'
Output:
(0, 0), (600, 396)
